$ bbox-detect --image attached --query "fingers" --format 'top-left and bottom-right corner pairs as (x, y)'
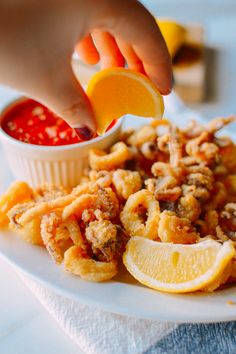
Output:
(93, 0), (172, 94)
(115, 38), (145, 74)
(38, 62), (96, 140)
(75, 35), (100, 65)
(91, 30), (125, 69)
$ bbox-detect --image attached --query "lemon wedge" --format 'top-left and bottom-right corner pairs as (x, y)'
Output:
(123, 237), (235, 293)
(86, 68), (164, 135)
(157, 19), (186, 58)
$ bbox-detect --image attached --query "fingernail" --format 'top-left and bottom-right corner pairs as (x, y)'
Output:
(74, 126), (94, 141)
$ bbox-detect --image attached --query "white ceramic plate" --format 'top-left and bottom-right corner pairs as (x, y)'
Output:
(1, 108), (236, 323)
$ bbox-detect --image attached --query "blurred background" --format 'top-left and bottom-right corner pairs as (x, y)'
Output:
(141, 0), (236, 118)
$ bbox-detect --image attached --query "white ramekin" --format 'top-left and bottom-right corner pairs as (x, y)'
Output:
(0, 97), (122, 188)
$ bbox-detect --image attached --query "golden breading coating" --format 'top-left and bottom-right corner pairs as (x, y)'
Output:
(205, 115), (235, 134)
(88, 170), (112, 188)
(33, 184), (68, 202)
(112, 169), (142, 200)
(158, 211), (199, 244)
(120, 189), (160, 239)
(204, 210), (219, 236)
(40, 212), (65, 264)
(89, 142), (132, 170)
(221, 144), (236, 174)
(140, 141), (158, 160)
(17, 217), (43, 246)
(62, 194), (97, 220)
(62, 187), (119, 222)
(0, 181), (33, 228)
(40, 213), (84, 264)
(145, 177), (182, 202)
(185, 131), (219, 163)
(223, 175), (236, 196)
(127, 125), (156, 147)
(176, 195), (201, 222)
(206, 182), (227, 211)
(85, 220), (117, 262)
(64, 246), (118, 281)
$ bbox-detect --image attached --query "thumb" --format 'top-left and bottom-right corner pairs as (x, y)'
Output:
(37, 62), (96, 140)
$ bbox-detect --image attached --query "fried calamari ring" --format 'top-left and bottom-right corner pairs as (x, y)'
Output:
(64, 246), (118, 281)
(112, 169), (142, 200)
(41, 213), (84, 264)
(89, 142), (131, 170)
(120, 189), (160, 239)
(158, 211), (199, 244)
(0, 181), (33, 227)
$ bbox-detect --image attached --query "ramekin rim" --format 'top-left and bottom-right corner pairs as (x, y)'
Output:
(0, 96), (123, 151)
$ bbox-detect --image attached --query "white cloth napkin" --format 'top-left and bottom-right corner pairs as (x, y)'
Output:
(21, 274), (177, 354)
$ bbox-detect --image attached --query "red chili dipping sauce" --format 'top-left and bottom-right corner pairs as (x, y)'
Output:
(1, 99), (115, 146)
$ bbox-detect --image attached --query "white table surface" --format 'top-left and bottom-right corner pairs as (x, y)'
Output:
(1, 1), (236, 353)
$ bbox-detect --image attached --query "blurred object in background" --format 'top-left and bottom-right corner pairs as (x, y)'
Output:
(158, 19), (206, 103)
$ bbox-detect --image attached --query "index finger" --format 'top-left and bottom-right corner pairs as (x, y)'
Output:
(93, 0), (172, 95)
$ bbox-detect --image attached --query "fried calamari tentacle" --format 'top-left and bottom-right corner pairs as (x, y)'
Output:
(186, 131), (220, 164)
(64, 246), (118, 281)
(41, 212), (84, 264)
(0, 181), (33, 228)
(158, 211), (199, 244)
(176, 195), (201, 222)
(40, 212), (65, 264)
(112, 169), (142, 200)
(120, 189), (160, 239)
(168, 125), (183, 167)
(7, 202), (36, 230)
(183, 165), (214, 201)
(62, 188), (119, 222)
(147, 162), (184, 202)
(127, 125), (157, 147)
(219, 203), (236, 241)
(10, 194), (75, 227)
(89, 142), (132, 170)
(205, 115), (235, 134)
(145, 177), (182, 202)
(85, 220), (117, 262)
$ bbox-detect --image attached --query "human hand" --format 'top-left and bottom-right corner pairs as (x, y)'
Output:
(0, 0), (172, 139)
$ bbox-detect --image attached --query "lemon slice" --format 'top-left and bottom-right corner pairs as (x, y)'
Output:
(123, 237), (235, 293)
(86, 68), (164, 135)
(157, 19), (186, 58)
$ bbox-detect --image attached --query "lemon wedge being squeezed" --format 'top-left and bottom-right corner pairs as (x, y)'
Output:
(86, 68), (164, 135)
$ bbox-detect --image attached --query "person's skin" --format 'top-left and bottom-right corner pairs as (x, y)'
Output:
(0, 0), (172, 140)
